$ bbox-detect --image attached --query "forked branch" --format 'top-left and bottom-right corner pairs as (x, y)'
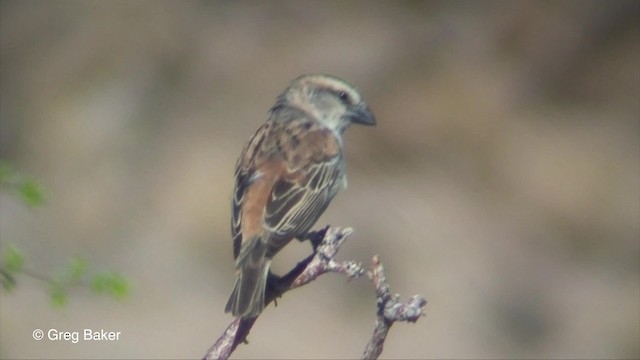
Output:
(203, 226), (426, 360)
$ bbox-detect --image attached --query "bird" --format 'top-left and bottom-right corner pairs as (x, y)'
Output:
(225, 74), (376, 319)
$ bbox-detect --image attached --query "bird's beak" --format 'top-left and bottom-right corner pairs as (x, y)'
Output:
(347, 104), (376, 126)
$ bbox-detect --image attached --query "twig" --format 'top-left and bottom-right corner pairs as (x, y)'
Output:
(203, 227), (427, 360)
(361, 255), (427, 359)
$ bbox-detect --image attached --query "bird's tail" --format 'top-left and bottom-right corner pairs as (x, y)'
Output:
(225, 238), (270, 319)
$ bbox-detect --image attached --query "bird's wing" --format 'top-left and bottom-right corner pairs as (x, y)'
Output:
(232, 117), (344, 262)
(232, 121), (273, 260)
(262, 120), (344, 257)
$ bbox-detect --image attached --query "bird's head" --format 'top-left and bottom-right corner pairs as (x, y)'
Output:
(273, 74), (376, 134)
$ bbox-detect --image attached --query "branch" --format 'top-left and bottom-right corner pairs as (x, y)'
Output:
(203, 226), (361, 360)
(203, 226), (427, 360)
(361, 255), (427, 359)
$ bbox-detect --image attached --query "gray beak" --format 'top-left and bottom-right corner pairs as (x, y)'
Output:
(346, 104), (376, 126)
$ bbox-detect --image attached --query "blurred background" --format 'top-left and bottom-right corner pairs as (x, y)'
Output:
(1, 1), (638, 359)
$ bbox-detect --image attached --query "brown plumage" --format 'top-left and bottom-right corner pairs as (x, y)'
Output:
(225, 74), (375, 318)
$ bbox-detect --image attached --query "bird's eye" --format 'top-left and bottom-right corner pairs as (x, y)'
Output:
(337, 91), (350, 103)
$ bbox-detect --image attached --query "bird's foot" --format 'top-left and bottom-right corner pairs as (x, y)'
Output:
(301, 225), (330, 251)
(266, 272), (288, 306)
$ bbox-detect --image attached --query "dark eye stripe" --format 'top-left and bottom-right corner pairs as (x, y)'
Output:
(314, 87), (353, 105)
(330, 89), (352, 105)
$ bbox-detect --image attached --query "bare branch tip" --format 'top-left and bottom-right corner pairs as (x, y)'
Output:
(344, 261), (365, 279)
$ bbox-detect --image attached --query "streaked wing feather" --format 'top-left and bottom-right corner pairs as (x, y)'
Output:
(231, 122), (272, 260)
(232, 113), (344, 261)
(264, 156), (342, 256)
(231, 171), (247, 259)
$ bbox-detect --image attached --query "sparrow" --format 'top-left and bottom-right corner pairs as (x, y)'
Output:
(225, 74), (376, 319)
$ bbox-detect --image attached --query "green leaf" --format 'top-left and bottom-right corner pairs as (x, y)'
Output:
(0, 161), (46, 207)
(108, 273), (130, 300)
(18, 179), (45, 207)
(91, 272), (130, 300)
(3, 245), (24, 273)
(91, 272), (109, 293)
(1, 269), (16, 291)
(50, 283), (68, 308)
